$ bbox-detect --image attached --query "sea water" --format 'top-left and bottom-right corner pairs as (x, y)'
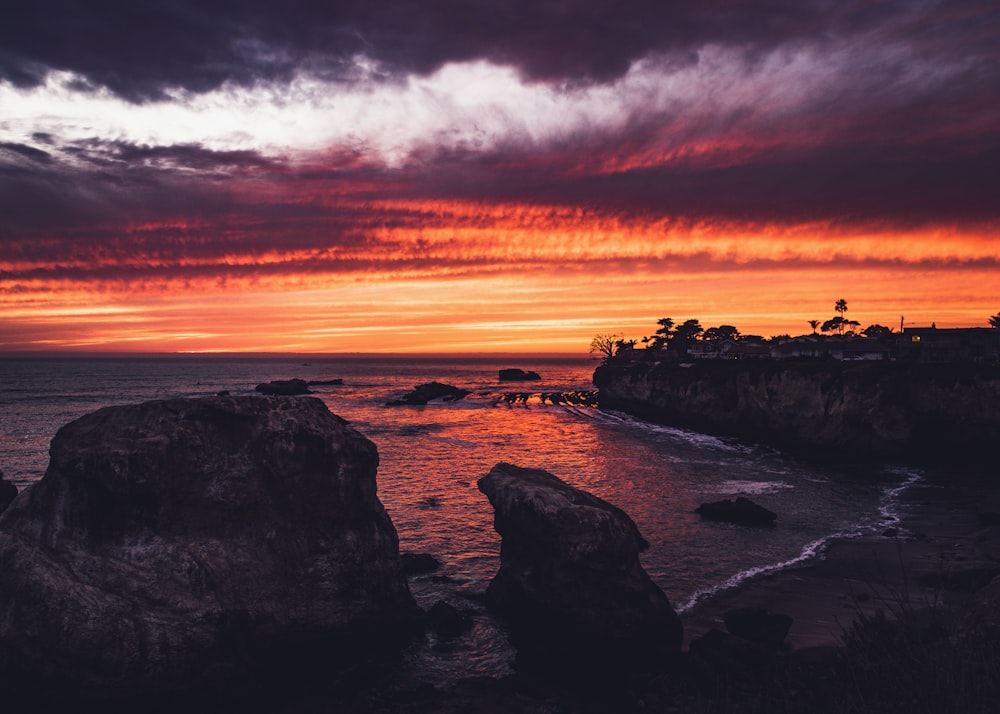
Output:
(0, 354), (917, 683)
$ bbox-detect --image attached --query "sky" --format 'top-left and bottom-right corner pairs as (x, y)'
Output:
(1, 1), (997, 353)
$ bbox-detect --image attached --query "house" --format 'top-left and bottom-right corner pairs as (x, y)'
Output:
(898, 327), (1000, 362)
(770, 335), (892, 361)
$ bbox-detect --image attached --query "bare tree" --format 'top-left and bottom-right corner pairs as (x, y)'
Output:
(589, 333), (623, 362)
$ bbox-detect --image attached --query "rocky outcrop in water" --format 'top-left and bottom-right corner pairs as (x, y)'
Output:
(477, 462), (682, 674)
(0, 469), (16, 513)
(254, 378), (311, 395)
(498, 368), (541, 381)
(696, 497), (777, 527)
(0, 396), (419, 698)
(386, 381), (470, 406)
(594, 360), (1000, 464)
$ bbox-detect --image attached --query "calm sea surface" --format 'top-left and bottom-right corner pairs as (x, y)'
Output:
(0, 355), (918, 683)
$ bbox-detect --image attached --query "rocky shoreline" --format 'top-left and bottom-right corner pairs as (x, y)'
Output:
(1, 393), (997, 712)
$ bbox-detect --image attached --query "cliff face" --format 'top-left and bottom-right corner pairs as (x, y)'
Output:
(593, 360), (1000, 464)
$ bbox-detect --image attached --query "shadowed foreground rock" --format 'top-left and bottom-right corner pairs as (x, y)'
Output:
(0, 396), (419, 700)
(0, 469), (16, 513)
(478, 463), (682, 675)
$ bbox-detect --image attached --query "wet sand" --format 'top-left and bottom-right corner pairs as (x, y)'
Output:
(681, 468), (1000, 650)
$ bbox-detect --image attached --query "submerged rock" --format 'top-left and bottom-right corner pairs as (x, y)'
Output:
(0, 396), (419, 697)
(254, 378), (311, 395)
(477, 462), (682, 674)
(695, 497), (777, 527)
(401, 552), (441, 575)
(425, 601), (473, 639)
(385, 381), (470, 406)
(0, 469), (17, 513)
(498, 368), (541, 381)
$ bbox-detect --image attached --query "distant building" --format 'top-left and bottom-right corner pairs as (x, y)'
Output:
(898, 326), (1000, 362)
(770, 335), (893, 361)
(688, 339), (771, 359)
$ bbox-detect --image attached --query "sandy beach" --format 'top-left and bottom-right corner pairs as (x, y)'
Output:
(681, 467), (1000, 650)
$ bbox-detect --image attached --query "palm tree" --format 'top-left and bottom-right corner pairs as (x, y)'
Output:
(808, 319), (819, 334)
(834, 300), (848, 334)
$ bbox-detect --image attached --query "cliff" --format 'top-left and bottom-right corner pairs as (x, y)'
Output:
(593, 360), (1000, 464)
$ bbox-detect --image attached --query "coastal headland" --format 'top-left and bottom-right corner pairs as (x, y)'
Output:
(594, 359), (1000, 465)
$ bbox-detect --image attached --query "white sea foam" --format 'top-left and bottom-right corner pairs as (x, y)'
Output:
(675, 528), (865, 614)
(712, 479), (794, 496)
(677, 467), (924, 615)
(877, 467), (924, 528)
(597, 409), (753, 453)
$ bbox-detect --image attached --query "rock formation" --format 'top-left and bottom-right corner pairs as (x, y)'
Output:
(477, 462), (682, 674)
(498, 368), (541, 381)
(0, 396), (419, 698)
(385, 381), (470, 406)
(254, 378), (311, 395)
(695, 497), (777, 527)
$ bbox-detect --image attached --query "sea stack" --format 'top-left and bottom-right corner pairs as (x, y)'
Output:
(0, 396), (419, 699)
(478, 463), (682, 675)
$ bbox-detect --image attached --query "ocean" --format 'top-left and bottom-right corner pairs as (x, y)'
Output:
(0, 354), (919, 684)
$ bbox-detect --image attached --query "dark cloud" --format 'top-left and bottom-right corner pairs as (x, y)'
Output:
(2, 1), (996, 100)
(0, 142), (52, 163)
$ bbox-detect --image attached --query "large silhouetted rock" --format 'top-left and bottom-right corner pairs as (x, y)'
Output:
(478, 463), (682, 674)
(0, 396), (418, 698)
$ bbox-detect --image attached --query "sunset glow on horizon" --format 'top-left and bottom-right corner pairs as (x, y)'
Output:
(2, 2), (997, 353)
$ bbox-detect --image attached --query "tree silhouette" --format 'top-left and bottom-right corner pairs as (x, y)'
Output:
(704, 325), (740, 342)
(821, 317), (844, 334)
(808, 319), (820, 334)
(589, 333), (622, 362)
(990, 312), (1000, 329)
(672, 319), (703, 355)
(830, 299), (850, 334)
(862, 324), (893, 339)
(648, 317), (674, 349)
